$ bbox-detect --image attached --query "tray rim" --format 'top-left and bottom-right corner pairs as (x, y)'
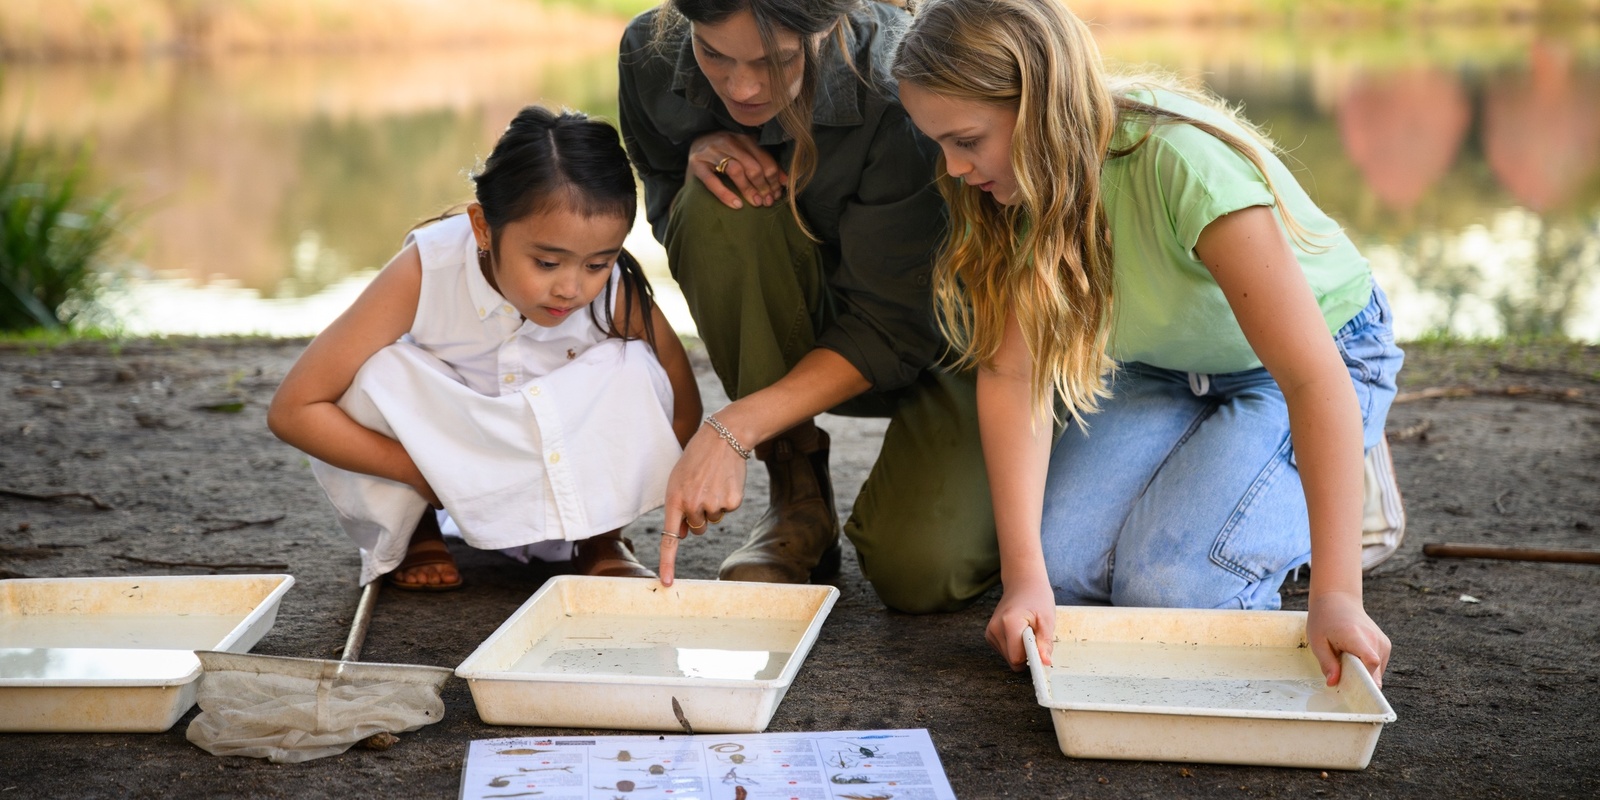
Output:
(0, 573), (295, 689)
(454, 575), (839, 689)
(1022, 609), (1397, 724)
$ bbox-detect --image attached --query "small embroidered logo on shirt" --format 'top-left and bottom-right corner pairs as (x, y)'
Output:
(566, 348), (576, 360)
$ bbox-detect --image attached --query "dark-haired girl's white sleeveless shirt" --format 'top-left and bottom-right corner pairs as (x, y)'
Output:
(310, 214), (680, 585)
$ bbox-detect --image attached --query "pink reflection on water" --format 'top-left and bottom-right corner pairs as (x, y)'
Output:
(1337, 67), (1470, 213)
(1483, 41), (1600, 212)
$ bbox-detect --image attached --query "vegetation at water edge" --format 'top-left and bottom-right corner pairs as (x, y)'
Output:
(0, 133), (122, 333)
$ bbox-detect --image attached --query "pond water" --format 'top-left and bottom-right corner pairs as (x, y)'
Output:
(3, 19), (1597, 341)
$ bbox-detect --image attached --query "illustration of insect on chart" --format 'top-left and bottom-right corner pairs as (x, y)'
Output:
(459, 729), (957, 800)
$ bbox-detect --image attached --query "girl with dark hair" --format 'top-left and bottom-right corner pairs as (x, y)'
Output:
(619, 0), (1001, 614)
(268, 106), (701, 590)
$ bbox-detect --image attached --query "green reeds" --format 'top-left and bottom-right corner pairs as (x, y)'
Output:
(0, 133), (120, 333)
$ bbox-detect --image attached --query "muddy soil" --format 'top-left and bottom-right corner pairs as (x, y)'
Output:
(0, 338), (1596, 799)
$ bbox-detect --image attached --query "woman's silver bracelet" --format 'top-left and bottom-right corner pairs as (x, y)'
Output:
(704, 415), (752, 460)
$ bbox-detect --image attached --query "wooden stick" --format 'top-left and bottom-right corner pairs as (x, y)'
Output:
(197, 514), (285, 534)
(112, 554), (289, 571)
(0, 488), (114, 510)
(1422, 543), (1600, 565)
(1395, 385), (1596, 407)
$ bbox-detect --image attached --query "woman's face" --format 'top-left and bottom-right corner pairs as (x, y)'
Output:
(690, 9), (807, 128)
(900, 81), (1021, 205)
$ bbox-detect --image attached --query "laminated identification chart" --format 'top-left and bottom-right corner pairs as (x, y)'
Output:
(459, 728), (957, 800)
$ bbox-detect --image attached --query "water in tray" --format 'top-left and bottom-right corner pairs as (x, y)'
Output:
(1048, 640), (1355, 714)
(510, 615), (808, 680)
(0, 613), (247, 650)
(0, 647), (201, 682)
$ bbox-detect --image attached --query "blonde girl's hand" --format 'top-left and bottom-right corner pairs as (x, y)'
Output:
(1307, 589), (1391, 687)
(658, 421), (747, 585)
(688, 131), (787, 209)
(985, 576), (1056, 671)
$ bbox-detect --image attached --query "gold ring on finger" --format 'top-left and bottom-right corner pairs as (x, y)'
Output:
(662, 530), (686, 541)
(714, 156), (732, 175)
(687, 519), (706, 530)
(707, 512), (724, 524)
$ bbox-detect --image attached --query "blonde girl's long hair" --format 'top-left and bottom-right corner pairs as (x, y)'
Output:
(893, 0), (1115, 425)
(655, 0), (905, 240)
(894, 0), (1324, 425)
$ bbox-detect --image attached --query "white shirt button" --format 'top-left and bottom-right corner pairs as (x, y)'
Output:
(548, 452), (561, 464)
(503, 374), (515, 383)
(528, 386), (541, 396)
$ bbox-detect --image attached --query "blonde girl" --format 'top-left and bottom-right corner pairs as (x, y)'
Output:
(269, 107), (701, 590)
(894, 0), (1398, 686)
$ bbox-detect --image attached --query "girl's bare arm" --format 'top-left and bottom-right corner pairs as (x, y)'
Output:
(978, 311), (1057, 671)
(1196, 204), (1389, 687)
(266, 244), (432, 502)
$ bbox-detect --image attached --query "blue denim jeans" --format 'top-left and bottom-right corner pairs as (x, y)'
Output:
(1039, 286), (1403, 610)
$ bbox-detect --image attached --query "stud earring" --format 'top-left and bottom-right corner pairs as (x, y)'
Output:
(476, 244), (490, 262)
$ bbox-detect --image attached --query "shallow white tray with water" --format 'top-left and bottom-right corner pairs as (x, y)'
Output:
(0, 574), (295, 732)
(455, 576), (838, 733)
(1023, 607), (1396, 770)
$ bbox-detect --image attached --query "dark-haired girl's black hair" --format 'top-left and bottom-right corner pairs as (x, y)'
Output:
(469, 105), (658, 347)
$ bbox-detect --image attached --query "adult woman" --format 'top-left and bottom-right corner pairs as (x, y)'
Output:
(893, 0), (1398, 684)
(618, 0), (997, 612)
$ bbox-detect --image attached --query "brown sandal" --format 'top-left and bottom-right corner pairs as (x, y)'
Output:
(389, 537), (463, 591)
(572, 533), (656, 579)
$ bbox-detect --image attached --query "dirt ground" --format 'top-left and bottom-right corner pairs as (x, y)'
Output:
(0, 337), (1596, 799)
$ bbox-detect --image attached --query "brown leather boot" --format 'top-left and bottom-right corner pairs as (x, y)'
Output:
(718, 424), (842, 584)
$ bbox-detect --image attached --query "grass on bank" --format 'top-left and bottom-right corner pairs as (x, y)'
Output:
(0, 133), (122, 334)
(1399, 332), (1600, 387)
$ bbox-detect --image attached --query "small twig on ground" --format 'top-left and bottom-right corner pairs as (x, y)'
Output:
(1493, 490), (1514, 515)
(112, 555), (289, 572)
(1390, 418), (1433, 442)
(0, 488), (114, 510)
(1394, 385), (1597, 407)
(1494, 363), (1600, 384)
(0, 543), (84, 560)
(196, 513), (285, 534)
(1422, 543), (1600, 565)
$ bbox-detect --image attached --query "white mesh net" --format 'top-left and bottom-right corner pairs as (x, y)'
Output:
(186, 651), (451, 764)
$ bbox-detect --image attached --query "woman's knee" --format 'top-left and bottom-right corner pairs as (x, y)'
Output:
(664, 177), (794, 283)
(855, 537), (998, 614)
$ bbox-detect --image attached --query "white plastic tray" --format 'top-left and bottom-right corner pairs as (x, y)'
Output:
(0, 574), (295, 732)
(456, 576), (838, 733)
(1023, 606), (1396, 770)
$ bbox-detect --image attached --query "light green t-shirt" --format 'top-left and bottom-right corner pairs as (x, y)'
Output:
(1102, 89), (1372, 374)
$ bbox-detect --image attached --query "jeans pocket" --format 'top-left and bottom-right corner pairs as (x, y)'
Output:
(1208, 436), (1310, 583)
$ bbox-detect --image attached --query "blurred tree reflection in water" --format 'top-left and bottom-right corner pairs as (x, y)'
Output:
(0, 47), (625, 305)
(1, 12), (1596, 339)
